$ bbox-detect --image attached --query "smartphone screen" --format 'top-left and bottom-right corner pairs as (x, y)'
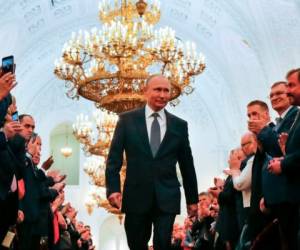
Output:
(11, 111), (19, 121)
(2, 56), (14, 74)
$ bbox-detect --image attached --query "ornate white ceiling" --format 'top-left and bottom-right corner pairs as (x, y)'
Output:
(1, 0), (299, 248)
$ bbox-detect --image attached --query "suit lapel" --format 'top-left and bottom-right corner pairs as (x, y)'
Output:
(155, 110), (177, 158)
(286, 109), (300, 148)
(134, 107), (153, 157)
(277, 106), (298, 132)
(134, 108), (178, 158)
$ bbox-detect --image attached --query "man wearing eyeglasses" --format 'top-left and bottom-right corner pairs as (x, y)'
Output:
(258, 81), (298, 155)
(258, 81), (298, 250)
(268, 69), (300, 250)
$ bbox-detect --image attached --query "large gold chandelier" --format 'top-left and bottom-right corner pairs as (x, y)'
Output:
(54, 0), (206, 114)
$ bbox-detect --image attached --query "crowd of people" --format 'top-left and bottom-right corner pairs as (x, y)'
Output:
(0, 69), (95, 250)
(169, 68), (300, 250)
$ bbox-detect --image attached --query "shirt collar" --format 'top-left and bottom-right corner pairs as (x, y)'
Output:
(280, 106), (293, 119)
(145, 104), (165, 119)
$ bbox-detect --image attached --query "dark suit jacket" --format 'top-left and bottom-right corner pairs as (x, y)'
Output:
(19, 157), (41, 222)
(33, 169), (58, 237)
(281, 109), (300, 203)
(0, 132), (6, 151)
(248, 150), (269, 240)
(258, 106), (298, 157)
(216, 176), (239, 242)
(0, 134), (26, 201)
(19, 156), (57, 225)
(260, 106), (299, 205)
(105, 106), (198, 214)
(0, 135), (26, 236)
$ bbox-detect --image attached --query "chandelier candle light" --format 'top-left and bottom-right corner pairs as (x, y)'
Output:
(60, 126), (73, 158)
(54, 0), (206, 114)
(84, 156), (106, 187)
(72, 110), (118, 156)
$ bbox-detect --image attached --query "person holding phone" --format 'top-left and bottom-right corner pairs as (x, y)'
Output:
(0, 102), (25, 246)
(2, 95), (18, 123)
(0, 56), (16, 121)
(0, 72), (16, 99)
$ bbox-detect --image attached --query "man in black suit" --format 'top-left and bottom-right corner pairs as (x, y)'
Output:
(269, 68), (300, 250)
(249, 82), (298, 248)
(17, 115), (41, 249)
(105, 75), (198, 250)
(18, 115), (62, 250)
(215, 148), (244, 249)
(0, 118), (24, 244)
(246, 100), (271, 243)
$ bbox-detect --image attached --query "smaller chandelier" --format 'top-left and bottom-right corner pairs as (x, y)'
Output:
(60, 126), (73, 157)
(83, 155), (127, 191)
(60, 146), (73, 158)
(85, 186), (124, 223)
(84, 156), (106, 186)
(83, 156), (127, 220)
(72, 110), (118, 156)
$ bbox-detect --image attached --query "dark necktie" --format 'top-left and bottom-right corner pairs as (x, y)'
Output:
(150, 113), (160, 156)
(275, 117), (283, 125)
(274, 117), (283, 131)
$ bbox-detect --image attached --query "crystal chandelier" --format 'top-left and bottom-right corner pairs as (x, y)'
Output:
(84, 156), (106, 187)
(72, 110), (118, 156)
(83, 155), (127, 188)
(54, 0), (206, 114)
(84, 156), (126, 220)
(73, 110), (128, 216)
(85, 186), (124, 222)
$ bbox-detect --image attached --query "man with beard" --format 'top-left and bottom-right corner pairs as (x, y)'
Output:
(268, 68), (300, 250)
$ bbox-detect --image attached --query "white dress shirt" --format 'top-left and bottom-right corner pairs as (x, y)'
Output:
(145, 105), (167, 143)
(280, 106), (293, 120)
(232, 155), (254, 208)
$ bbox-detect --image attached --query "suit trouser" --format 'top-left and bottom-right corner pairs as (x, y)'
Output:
(124, 208), (176, 250)
(17, 221), (41, 250)
(270, 203), (299, 250)
(0, 192), (18, 249)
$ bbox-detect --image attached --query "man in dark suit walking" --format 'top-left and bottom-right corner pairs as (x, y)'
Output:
(268, 68), (300, 250)
(105, 75), (198, 250)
